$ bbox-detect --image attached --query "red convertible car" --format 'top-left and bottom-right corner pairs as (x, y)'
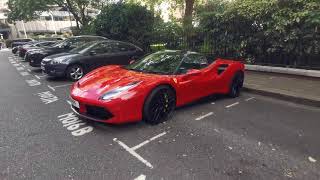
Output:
(70, 50), (244, 124)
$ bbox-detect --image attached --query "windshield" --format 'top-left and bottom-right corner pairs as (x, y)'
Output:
(69, 42), (97, 54)
(52, 39), (67, 48)
(125, 52), (183, 75)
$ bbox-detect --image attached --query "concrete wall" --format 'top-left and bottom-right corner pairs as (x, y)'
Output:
(245, 64), (320, 78)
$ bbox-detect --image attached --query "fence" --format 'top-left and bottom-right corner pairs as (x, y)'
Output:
(149, 31), (320, 70)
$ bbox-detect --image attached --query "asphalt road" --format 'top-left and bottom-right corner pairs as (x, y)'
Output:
(1, 49), (320, 180)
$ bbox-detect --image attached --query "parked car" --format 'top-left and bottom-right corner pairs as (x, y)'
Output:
(18, 41), (58, 58)
(70, 50), (245, 124)
(27, 35), (107, 67)
(11, 38), (34, 53)
(41, 40), (144, 81)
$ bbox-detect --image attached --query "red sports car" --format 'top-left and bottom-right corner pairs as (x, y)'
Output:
(70, 50), (244, 124)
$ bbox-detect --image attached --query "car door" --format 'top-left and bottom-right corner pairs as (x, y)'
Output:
(175, 54), (211, 104)
(82, 42), (112, 70)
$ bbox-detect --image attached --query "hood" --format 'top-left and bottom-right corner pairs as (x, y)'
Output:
(74, 66), (163, 99)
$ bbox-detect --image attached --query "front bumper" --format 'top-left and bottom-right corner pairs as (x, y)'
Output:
(41, 62), (67, 77)
(70, 85), (145, 124)
(29, 54), (46, 67)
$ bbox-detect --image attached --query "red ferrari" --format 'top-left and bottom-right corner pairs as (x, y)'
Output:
(70, 50), (244, 124)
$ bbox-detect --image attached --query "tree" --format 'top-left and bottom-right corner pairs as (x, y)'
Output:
(93, 3), (155, 50)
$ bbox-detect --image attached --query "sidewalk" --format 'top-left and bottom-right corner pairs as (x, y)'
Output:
(244, 71), (320, 107)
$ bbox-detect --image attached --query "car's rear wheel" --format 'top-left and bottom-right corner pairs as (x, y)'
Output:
(143, 86), (176, 125)
(229, 71), (244, 98)
(67, 64), (85, 81)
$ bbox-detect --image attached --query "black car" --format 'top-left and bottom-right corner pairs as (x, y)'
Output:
(18, 41), (57, 58)
(41, 40), (144, 81)
(27, 35), (107, 67)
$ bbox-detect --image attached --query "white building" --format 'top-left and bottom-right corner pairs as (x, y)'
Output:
(0, 0), (77, 39)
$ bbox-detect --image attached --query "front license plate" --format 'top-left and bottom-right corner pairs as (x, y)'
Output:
(71, 99), (80, 108)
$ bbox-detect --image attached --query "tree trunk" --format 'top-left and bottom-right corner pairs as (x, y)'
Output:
(183, 0), (195, 49)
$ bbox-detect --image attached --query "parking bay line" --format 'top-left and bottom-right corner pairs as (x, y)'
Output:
(226, 102), (239, 108)
(245, 97), (255, 101)
(113, 131), (167, 169)
(134, 174), (146, 180)
(131, 132), (167, 151)
(47, 83), (73, 91)
(35, 74), (47, 79)
(113, 138), (154, 169)
(195, 112), (214, 121)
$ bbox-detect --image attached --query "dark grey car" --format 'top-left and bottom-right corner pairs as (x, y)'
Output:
(41, 40), (144, 81)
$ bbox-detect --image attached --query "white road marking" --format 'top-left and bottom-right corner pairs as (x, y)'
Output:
(20, 72), (30, 76)
(226, 102), (239, 108)
(26, 79), (41, 86)
(58, 113), (93, 136)
(66, 100), (72, 105)
(37, 74), (47, 78)
(37, 91), (59, 104)
(134, 174), (146, 180)
(131, 132), (167, 151)
(245, 97), (255, 101)
(51, 83), (73, 89)
(16, 67), (24, 71)
(113, 138), (154, 169)
(211, 102), (215, 105)
(47, 85), (55, 91)
(35, 75), (41, 79)
(27, 69), (31, 72)
(21, 65), (25, 67)
(195, 112), (214, 121)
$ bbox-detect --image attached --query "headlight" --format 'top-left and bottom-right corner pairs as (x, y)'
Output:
(50, 57), (69, 64)
(100, 81), (141, 100)
(50, 60), (60, 65)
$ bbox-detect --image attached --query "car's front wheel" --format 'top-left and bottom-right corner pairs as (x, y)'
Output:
(143, 85), (176, 125)
(66, 64), (85, 81)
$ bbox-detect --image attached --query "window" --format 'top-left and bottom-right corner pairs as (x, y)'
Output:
(90, 42), (112, 54)
(177, 54), (208, 74)
(110, 42), (137, 53)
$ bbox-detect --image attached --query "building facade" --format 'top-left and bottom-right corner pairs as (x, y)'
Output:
(0, 0), (77, 39)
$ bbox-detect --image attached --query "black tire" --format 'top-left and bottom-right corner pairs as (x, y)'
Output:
(66, 64), (85, 81)
(143, 85), (176, 125)
(229, 71), (244, 98)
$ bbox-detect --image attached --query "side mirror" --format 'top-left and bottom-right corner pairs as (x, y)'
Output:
(187, 69), (201, 76)
(89, 51), (96, 56)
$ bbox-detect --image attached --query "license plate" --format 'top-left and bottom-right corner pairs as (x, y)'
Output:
(71, 99), (80, 108)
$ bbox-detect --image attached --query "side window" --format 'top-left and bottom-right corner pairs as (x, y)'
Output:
(110, 42), (136, 53)
(217, 64), (229, 75)
(178, 54), (208, 74)
(90, 43), (112, 55)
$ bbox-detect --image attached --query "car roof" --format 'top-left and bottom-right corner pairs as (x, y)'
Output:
(72, 35), (107, 39)
(157, 50), (202, 56)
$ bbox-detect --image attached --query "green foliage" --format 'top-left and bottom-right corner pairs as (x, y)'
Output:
(7, 0), (51, 22)
(93, 3), (155, 50)
(195, 0), (320, 68)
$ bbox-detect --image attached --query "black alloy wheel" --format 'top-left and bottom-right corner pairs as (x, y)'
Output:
(143, 86), (176, 124)
(229, 72), (244, 98)
(67, 64), (85, 81)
